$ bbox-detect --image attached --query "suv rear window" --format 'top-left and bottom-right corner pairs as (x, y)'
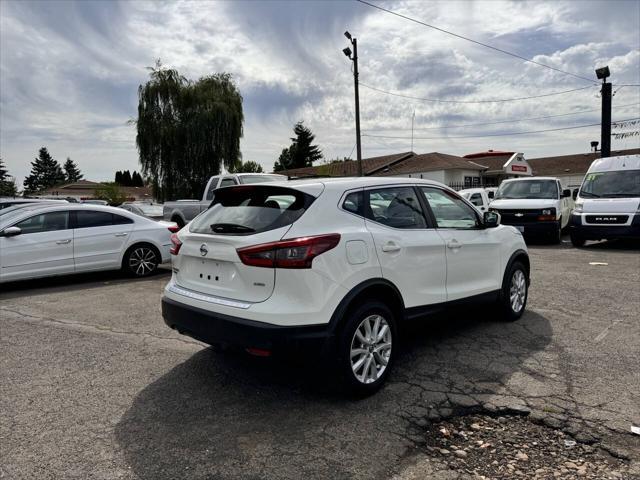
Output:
(189, 186), (315, 235)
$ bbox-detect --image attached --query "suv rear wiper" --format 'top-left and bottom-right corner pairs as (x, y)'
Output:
(210, 223), (255, 233)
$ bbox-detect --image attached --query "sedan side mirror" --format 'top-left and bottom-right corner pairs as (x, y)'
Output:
(483, 211), (500, 228)
(0, 226), (22, 237)
(562, 189), (571, 198)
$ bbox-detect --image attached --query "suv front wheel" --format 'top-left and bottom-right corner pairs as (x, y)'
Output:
(338, 300), (397, 396)
(499, 261), (528, 321)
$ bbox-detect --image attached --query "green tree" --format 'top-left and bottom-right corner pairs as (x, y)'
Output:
(132, 171), (144, 187)
(0, 158), (18, 197)
(232, 161), (264, 173)
(122, 170), (132, 186)
(274, 148), (292, 172)
(273, 121), (322, 171)
(23, 147), (66, 193)
(63, 157), (83, 182)
(93, 183), (128, 206)
(134, 61), (244, 201)
(115, 171), (123, 184)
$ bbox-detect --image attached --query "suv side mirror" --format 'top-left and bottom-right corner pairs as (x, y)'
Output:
(572, 189), (579, 200)
(0, 226), (22, 237)
(483, 211), (500, 228)
(562, 189), (571, 198)
(487, 191), (494, 199)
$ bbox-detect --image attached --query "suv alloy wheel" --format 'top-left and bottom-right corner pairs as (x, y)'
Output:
(339, 300), (397, 395)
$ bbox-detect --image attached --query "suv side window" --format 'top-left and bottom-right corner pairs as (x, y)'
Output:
(365, 187), (426, 229)
(343, 191), (364, 216)
(219, 177), (238, 188)
(420, 187), (480, 229)
(15, 211), (69, 234)
(469, 193), (483, 207)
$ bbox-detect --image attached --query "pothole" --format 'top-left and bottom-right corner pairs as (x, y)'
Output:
(402, 414), (637, 479)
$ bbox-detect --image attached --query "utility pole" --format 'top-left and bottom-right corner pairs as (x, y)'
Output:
(343, 31), (363, 176)
(595, 66), (611, 158)
(411, 110), (415, 152)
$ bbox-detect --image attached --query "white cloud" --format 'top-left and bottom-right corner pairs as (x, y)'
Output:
(1, 0), (638, 187)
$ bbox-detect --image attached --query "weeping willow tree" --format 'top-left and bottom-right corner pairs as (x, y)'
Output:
(135, 61), (243, 201)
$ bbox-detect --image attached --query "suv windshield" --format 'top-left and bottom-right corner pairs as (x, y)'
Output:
(495, 180), (558, 200)
(190, 185), (315, 235)
(580, 170), (640, 198)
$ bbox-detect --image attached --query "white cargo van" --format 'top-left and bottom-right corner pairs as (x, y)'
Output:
(569, 154), (640, 247)
(489, 177), (572, 243)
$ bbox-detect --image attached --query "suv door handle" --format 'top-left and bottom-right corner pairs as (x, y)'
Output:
(114, 233), (128, 237)
(56, 239), (71, 245)
(446, 239), (462, 249)
(381, 242), (401, 253)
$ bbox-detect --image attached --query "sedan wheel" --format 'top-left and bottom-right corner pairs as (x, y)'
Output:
(350, 314), (392, 384)
(127, 246), (158, 277)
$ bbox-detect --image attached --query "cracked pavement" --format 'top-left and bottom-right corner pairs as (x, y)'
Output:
(1, 240), (639, 479)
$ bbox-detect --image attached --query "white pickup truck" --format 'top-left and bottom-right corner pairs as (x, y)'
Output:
(488, 177), (573, 243)
(162, 173), (286, 228)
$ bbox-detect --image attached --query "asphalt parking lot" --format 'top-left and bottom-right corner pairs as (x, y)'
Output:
(1, 238), (639, 479)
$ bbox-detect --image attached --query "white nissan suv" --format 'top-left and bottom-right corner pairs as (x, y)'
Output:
(162, 178), (529, 394)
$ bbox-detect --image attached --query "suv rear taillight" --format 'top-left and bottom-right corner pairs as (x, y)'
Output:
(167, 224), (180, 233)
(237, 234), (340, 269)
(170, 233), (182, 255)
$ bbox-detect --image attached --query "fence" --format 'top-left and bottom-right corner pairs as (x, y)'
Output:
(448, 180), (499, 191)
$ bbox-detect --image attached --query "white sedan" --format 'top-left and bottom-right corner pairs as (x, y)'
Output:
(0, 204), (176, 283)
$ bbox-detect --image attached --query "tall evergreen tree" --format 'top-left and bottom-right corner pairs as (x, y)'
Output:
(115, 171), (123, 184)
(135, 61), (243, 201)
(63, 157), (83, 182)
(23, 147), (66, 193)
(132, 171), (144, 186)
(0, 158), (18, 197)
(122, 170), (132, 186)
(0, 158), (7, 184)
(273, 122), (322, 171)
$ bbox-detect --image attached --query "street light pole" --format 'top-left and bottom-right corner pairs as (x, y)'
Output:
(344, 32), (363, 176)
(595, 66), (611, 158)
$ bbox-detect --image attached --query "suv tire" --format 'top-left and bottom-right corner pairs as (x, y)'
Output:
(499, 261), (528, 322)
(570, 233), (586, 248)
(338, 300), (397, 396)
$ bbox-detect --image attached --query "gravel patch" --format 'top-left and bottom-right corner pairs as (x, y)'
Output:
(418, 414), (637, 479)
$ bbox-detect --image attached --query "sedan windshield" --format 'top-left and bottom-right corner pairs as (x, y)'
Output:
(580, 170), (640, 198)
(495, 180), (558, 200)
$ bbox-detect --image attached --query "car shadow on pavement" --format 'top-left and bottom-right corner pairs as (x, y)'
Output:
(115, 308), (553, 480)
(0, 266), (171, 300)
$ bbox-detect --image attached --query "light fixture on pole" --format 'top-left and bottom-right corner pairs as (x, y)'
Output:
(343, 31), (363, 176)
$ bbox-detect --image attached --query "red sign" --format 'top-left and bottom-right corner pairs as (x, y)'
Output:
(511, 165), (528, 172)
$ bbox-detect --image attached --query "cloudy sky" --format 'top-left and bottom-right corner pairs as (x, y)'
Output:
(1, 0), (639, 185)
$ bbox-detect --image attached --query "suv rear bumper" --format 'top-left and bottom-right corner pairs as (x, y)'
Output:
(569, 213), (640, 240)
(162, 297), (332, 351)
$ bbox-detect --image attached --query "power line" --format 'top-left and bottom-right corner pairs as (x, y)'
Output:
(360, 82), (595, 104)
(362, 117), (640, 140)
(355, 0), (598, 84)
(365, 102), (640, 132)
